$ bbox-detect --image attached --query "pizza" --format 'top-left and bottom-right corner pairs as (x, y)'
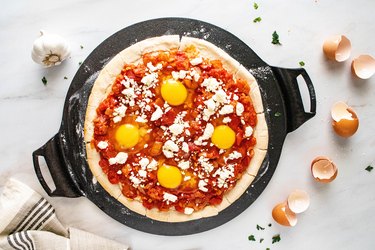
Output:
(84, 35), (268, 222)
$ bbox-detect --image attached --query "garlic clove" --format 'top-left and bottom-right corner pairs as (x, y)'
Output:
(31, 30), (71, 67)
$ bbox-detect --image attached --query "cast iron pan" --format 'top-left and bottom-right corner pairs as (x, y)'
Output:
(32, 18), (316, 236)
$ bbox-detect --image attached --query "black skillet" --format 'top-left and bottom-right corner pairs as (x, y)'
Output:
(32, 18), (316, 236)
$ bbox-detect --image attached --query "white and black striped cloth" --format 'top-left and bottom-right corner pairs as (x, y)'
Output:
(0, 179), (129, 250)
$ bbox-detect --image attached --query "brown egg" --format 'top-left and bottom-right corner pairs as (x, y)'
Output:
(331, 101), (359, 137)
(351, 55), (375, 79)
(323, 35), (351, 62)
(272, 201), (297, 227)
(311, 156), (338, 183)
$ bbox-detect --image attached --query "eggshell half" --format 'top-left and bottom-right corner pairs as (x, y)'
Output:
(351, 55), (375, 79)
(331, 102), (359, 137)
(287, 189), (310, 214)
(272, 202), (297, 227)
(311, 156), (338, 183)
(323, 35), (351, 62)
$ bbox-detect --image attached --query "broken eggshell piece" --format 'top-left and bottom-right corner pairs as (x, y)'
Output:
(311, 156), (338, 183)
(351, 55), (375, 79)
(287, 189), (310, 214)
(272, 201), (297, 227)
(331, 101), (359, 137)
(323, 35), (351, 62)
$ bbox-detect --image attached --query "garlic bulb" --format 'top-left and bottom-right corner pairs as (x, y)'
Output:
(31, 30), (71, 67)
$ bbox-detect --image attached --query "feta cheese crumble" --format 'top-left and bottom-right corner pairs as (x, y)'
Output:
(198, 180), (208, 192)
(195, 123), (214, 145)
(184, 207), (195, 215)
(150, 105), (163, 121)
(201, 77), (222, 92)
(97, 141), (108, 150)
(108, 152), (128, 165)
(178, 161), (190, 170)
(190, 57), (203, 66)
(163, 192), (178, 203)
(162, 140), (179, 158)
(245, 126), (253, 137)
(236, 102), (244, 116)
(219, 105), (234, 115)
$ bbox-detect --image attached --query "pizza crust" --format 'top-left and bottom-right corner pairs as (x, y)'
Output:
(235, 65), (264, 114)
(84, 35), (268, 222)
(180, 37), (241, 74)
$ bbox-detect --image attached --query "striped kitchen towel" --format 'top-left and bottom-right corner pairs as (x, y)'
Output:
(0, 178), (129, 250)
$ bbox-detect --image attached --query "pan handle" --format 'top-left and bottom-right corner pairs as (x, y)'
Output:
(32, 133), (83, 197)
(271, 67), (316, 133)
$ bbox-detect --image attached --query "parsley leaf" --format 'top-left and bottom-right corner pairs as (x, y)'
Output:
(257, 224), (265, 230)
(253, 2), (259, 9)
(80, 45), (84, 49)
(272, 234), (281, 244)
(253, 17), (262, 23)
(64, 76), (68, 80)
(268, 223), (272, 227)
(266, 248), (270, 250)
(79, 61), (82, 65)
(299, 61), (305, 67)
(248, 235), (256, 241)
(42, 76), (47, 85)
(260, 238), (264, 243)
(272, 31), (281, 45)
(365, 165), (373, 172)
(274, 112), (282, 117)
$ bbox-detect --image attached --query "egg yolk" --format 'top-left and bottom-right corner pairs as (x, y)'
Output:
(157, 165), (182, 189)
(161, 78), (187, 106)
(211, 125), (236, 149)
(115, 124), (139, 149)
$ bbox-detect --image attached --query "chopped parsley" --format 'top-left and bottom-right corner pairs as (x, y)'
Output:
(41, 76), (47, 85)
(299, 61), (305, 67)
(266, 248), (270, 250)
(272, 234), (281, 244)
(253, 2), (259, 9)
(256, 224), (265, 230)
(268, 223), (272, 227)
(272, 31), (281, 45)
(80, 45), (84, 49)
(79, 61), (82, 65)
(365, 165), (373, 172)
(274, 112), (282, 117)
(64, 76), (68, 80)
(259, 238), (264, 243)
(253, 17), (262, 23)
(248, 235), (256, 241)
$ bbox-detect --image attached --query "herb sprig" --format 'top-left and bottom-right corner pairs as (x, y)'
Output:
(42, 76), (47, 85)
(272, 31), (281, 45)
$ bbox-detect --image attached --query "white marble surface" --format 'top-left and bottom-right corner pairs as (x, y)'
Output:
(1, 0), (374, 249)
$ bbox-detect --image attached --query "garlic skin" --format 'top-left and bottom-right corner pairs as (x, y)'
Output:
(31, 30), (71, 67)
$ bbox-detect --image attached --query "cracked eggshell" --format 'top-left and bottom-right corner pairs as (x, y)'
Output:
(311, 156), (338, 183)
(351, 55), (375, 79)
(272, 201), (297, 227)
(331, 101), (359, 137)
(323, 35), (351, 62)
(287, 189), (310, 214)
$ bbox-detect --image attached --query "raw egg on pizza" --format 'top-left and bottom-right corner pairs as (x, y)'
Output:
(161, 78), (187, 106)
(211, 125), (236, 149)
(157, 164), (182, 189)
(115, 124), (140, 149)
